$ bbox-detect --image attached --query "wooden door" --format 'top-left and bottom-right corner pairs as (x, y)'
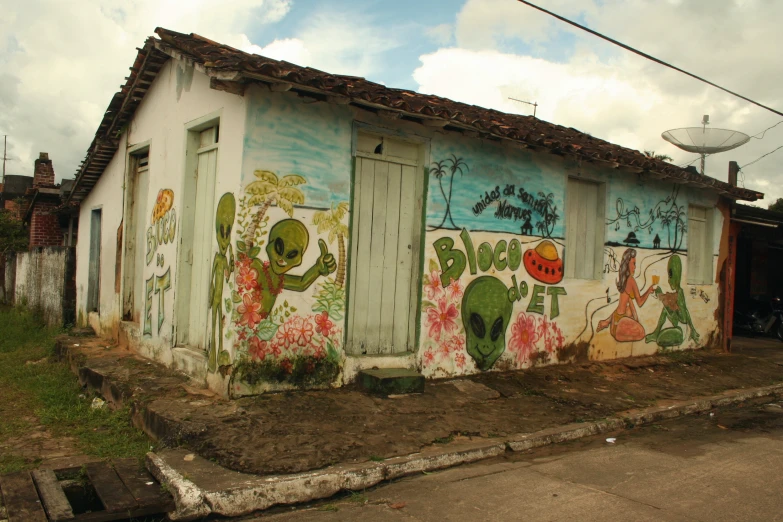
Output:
(347, 136), (422, 355)
(123, 152), (149, 322)
(87, 209), (102, 313)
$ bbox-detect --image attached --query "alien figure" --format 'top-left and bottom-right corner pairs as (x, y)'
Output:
(461, 276), (514, 370)
(645, 255), (700, 347)
(209, 193), (236, 372)
(250, 219), (336, 318)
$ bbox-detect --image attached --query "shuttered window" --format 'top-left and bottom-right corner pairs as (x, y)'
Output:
(565, 178), (605, 280)
(687, 205), (713, 284)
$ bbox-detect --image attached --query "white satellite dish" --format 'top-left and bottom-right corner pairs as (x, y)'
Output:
(662, 115), (750, 175)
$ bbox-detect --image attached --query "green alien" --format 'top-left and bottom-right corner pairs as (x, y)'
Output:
(645, 255), (700, 347)
(209, 193), (236, 372)
(250, 219), (336, 317)
(461, 276), (514, 371)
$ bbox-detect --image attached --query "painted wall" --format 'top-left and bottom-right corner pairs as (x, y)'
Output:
(225, 86), (354, 396)
(418, 133), (722, 378)
(75, 58), (248, 359)
(10, 247), (76, 326)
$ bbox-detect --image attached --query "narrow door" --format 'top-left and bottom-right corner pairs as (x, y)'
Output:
(347, 135), (423, 355)
(123, 151), (149, 322)
(177, 126), (218, 349)
(87, 209), (102, 313)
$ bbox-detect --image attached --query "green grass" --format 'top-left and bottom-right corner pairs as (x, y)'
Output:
(0, 306), (151, 474)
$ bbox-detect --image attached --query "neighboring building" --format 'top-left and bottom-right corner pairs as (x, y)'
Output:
(0, 174), (34, 219)
(66, 28), (763, 397)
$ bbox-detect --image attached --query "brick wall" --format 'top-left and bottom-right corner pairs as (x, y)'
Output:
(33, 153), (55, 187)
(4, 199), (25, 220)
(30, 201), (62, 247)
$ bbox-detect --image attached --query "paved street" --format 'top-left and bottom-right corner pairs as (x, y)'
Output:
(255, 398), (783, 522)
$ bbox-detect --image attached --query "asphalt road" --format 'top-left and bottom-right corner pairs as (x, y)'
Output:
(253, 398), (783, 522)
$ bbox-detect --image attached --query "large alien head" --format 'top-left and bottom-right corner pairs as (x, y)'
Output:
(667, 255), (683, 291)
(461, 276), (513, 371)
(266, 219), (309, 275)
(215, 193), (236, 254)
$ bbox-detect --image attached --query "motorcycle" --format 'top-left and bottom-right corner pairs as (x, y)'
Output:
(733, 296), (783, 341)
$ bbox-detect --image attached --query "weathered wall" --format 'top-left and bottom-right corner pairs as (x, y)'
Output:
(11, 247), (76, 326)
(418, 133), (722, 377)
(1, 254), (15, 304)
(75, 58), (247, 350)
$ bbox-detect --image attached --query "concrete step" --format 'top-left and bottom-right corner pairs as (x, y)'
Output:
(358, 368), (425, 395)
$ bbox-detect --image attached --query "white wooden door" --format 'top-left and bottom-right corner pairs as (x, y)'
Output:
(347, 136), (422, 355)
(128, 154), (149, 322)
(187, 128), (218, 349)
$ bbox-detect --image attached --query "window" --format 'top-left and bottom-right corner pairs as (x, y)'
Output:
(687, 205), (713, 284)
(565, 177), (605, 280)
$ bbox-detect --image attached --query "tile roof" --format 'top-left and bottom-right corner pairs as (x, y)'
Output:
(66, 27), (763, 203)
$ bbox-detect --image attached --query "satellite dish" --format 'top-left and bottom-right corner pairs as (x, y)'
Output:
(662, 115), (750, 174)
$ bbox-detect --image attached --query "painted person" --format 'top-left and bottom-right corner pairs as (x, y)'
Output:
(645, 255), (699, 347)
(597, 249), (657, 342)
(209, 193), (236, 371)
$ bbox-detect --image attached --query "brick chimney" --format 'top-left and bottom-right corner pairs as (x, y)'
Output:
(33, 152), (55, 187)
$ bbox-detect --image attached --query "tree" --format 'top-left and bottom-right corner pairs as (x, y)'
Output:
(429, 155), (468, 230)
(313, 202), (349, 287)
(0, 209), (28, 255)
(644, 150), (673, 162)
(769, 198), (783, 213)
(244, 170), (306, 246)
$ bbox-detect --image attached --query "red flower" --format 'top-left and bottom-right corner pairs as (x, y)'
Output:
(454, 352), (466, 369)
(450, 334), (466, 353)
(423, 349), (435, 365)
(248, 337), (268, 361)
(280, 358), (293, 374)
(315, 311), (333, 337)
(237, 330), (247, 341)
(509, 312), (540, 363)
(237, 266), (259, 291)
(446, 277), (464, 300)
(425, 269), (444, 300)
(426, 297), (459, 341)
(237, 293), (263, 329)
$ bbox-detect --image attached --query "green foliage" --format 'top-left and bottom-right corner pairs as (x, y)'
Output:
(644, 150), (673, 162)
(234, 354), (340, 387)
(769, 198), (783, 213)
(312, 278), (346, 320)
(0, 306), (151, 472)
(0, 209), (28, 254)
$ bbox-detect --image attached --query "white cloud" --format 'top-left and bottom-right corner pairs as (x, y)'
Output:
(425, 24), (454, 46)
(416, 0), (783, 206)
(0, 0), (291, 182)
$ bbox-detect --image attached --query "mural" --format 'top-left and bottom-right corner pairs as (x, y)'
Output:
(597, 249), (657, 342)
(645, 255), (699, 347)
(228, 169), (343, 390)
(144, 189), (176, 337)
(606, 185), (687, 252)
(209, 193), (236, 372)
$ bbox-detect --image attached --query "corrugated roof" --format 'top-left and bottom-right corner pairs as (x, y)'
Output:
(66, 27), (763, 203)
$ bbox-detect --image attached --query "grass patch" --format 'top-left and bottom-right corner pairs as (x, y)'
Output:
(433, 433), (455, 444)
(0, 306), (151, 471)
(369, 455), (385, 462)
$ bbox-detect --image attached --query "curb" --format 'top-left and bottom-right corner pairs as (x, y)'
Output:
(146, 383), (783, 520)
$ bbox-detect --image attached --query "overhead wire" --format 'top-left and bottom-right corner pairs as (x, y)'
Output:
(750, 120), (783, 140)
(514, 0), (783, 118)
(740, 145), (783, 170)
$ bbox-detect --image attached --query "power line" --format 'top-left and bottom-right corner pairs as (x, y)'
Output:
(740, 144), (783, 170)
(751, 120), (783, 140)
(515, 0), (783, 118)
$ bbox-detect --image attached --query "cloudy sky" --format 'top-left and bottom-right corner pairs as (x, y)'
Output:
(1, 0), (781, 205)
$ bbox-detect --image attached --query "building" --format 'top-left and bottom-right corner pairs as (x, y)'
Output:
(66, 28), (763, 397)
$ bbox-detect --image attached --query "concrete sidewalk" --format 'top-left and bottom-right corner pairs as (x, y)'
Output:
(54, 334), (783, 519)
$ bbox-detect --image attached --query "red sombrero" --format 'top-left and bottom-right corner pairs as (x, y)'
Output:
(524, 240), (563, 284)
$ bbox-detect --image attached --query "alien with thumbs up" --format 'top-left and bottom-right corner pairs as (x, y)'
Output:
(249, 218), (337, 318)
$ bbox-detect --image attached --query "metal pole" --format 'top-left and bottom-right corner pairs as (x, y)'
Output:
(2, 135), (6, 184)
(700, 153), (706, 176)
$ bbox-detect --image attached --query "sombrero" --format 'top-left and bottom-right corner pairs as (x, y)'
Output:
(523, 240), (563, 284)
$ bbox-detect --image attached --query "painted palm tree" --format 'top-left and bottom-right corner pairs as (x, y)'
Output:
(430, 155), (468, 230)
(244, 170), (306, 247)
(536, 192), (558, 238)
(313, 202), (349, 287)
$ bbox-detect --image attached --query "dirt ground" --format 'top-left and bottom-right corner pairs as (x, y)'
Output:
(60, 335), (783, 477)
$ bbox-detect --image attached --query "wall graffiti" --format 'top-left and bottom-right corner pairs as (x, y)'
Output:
(229, 169), (343, 388)
(208, 193), (236, 372)
(645, 255), (699, 346)
(143, 188), (176, 337)
(606, 185), (686, 252)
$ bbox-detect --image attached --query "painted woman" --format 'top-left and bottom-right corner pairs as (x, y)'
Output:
(597, 249), (656, 342)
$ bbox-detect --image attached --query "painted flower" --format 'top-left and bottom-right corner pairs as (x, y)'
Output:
(315, 311), (333, 337)
(237, 266), (259, 291)
(454, 352), (466, 369)
(237, 293), (263, 329)
(423, 349), (435, 365)
(439, 340), (452, 356)
(292, 316), (314, 347)
(426, 297), (459, 341)
(248, 337), (268, 361)
(280, 358), (293, 374)
(235, 253), (252, 271)
(237, 330), (248, 341)
(425, 269), (444, 300)
(276, 320), (298, 349)
(446, 277), (464, 300)
(509, 312), (540, 363)
(450, 334), (466, 353)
